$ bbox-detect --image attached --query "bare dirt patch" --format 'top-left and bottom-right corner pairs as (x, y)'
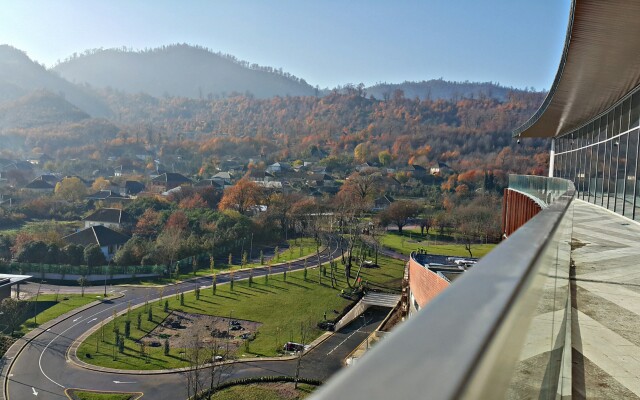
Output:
(141, 310), (261, 355)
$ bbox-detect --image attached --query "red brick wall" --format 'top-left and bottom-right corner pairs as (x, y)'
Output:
(408, 257), (450, 309)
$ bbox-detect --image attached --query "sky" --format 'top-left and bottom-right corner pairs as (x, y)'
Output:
(0, 0), (571, 90)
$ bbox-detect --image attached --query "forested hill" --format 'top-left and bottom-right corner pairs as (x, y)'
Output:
(53, 44), (318, 99)
(366, 79), (530, 102)
(0, 91), (89, 130)
(0, 45), (112, 117)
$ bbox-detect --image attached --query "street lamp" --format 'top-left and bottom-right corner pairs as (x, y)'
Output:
(104, 264), (108, 297)
(34, 280), (45, 324)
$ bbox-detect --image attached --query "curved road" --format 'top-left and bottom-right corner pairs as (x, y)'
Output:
(2, 238), (385, 399)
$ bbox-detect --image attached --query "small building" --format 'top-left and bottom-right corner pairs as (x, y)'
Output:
(373, 195), (395, 211)
(151, 172), (192, 191)
(407, 164), (427, 178)
(266, 162), (292, 175)
(22, 178), (55, 193)
(194, 179), (224, 190)
(63, 226), (130, 261)
(83, 208), (133, 230)
(123, 180), (145, 196)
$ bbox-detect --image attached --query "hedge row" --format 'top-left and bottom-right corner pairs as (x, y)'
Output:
(193, 375), (322, 400)
(0, 262), (165, 277)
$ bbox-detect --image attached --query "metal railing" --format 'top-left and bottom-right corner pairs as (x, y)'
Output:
(312, 175), (575, 400)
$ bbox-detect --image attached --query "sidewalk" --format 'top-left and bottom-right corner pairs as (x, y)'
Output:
(571, 200), (640, 399)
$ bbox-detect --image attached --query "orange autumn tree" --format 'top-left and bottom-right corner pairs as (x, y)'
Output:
(218, 178), (263, 215)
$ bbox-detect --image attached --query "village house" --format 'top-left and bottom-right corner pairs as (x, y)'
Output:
(63, 225), (130, 261)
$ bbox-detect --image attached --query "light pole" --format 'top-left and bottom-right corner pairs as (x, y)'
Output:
(249, 233), (254, 262)
(34, 280), (45, 324)
(104, 264), (108, 297)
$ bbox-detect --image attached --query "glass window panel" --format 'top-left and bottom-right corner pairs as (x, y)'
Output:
(610, 135), (620, 212)
(586, 124), (596, 201)
(622, 97), (631, 133)
(578, 146), (585, 199)
(625, 129), (638, 219)
(605, 112), (615, 209)
(616, 132), (628, 215)
(631, 92), (640, 130)
(597, 132), (606, 206)
(592, 119), (601, 205)
(613, 104), (622, 136)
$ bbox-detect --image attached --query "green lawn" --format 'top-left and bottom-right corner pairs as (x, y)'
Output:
(77, 255), (405, 370)
(66, 390), (137, 400)
(210, 383), (316, 400)
(8, 294), (97, 337)
(381, 231), (497, 258)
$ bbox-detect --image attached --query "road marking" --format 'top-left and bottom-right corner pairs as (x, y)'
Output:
(32, 387), (38, 396)
(113, 380), (136, 384)
(327, 328), (365, 355)
(72, 317), (82, 322)
(38, 302), (123, 388)
(8, 373), (13, 377)
(86, 318), (97, 324)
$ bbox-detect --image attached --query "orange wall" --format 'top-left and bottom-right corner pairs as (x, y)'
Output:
(408, 257), (450, 309)
(501, 188), (542, 237)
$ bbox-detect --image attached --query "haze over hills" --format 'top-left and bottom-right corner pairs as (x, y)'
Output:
(366, 80), (525, 102)
(54, 44), (318, 100)
(0, 45), (112, 118)
(0, 90), (89, 130)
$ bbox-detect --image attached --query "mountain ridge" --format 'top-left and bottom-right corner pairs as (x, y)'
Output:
(54, 44), (318, 99)
(0, 45), (112, 117)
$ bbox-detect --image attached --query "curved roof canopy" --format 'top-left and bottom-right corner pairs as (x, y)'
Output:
(515, 0), (640, 138)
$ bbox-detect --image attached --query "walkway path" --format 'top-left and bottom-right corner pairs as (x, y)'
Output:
(571, 199), (640, 399)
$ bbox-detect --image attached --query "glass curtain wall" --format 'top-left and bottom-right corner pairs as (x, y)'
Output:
(555, 89), (640, 220)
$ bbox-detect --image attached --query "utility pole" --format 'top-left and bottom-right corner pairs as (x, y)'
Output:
(34, 280), (45, 324)
(104, 264), (108, 297)
(249, 233), (254, 262)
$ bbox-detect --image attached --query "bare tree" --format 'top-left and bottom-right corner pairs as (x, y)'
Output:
(294, 321), (314, 389)
(206, 338), (232, 397)
(183, 327), (208, 399)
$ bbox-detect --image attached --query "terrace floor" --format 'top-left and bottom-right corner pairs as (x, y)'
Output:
(571, 199), (640, 399)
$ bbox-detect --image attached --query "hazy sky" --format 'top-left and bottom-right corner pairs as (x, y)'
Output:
(0, 0), (571, 90)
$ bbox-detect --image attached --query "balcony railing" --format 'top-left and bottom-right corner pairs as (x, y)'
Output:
(311, 175), (575, 400)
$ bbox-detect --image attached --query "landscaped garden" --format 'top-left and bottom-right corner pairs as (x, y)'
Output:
(209, 382), (316, 400)
(77, 255), (404, 370)
(65, 389), (140, 400)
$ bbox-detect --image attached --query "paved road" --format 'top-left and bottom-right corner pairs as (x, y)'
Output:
(2, 237), (387, 399)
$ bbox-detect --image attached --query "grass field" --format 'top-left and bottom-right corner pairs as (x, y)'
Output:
(9, 294), (97, 337)
(381, 231), (497, 258)
(77, 255), (405, 370)
(209, 383), (316, 400)
(66, 390), (137, 400)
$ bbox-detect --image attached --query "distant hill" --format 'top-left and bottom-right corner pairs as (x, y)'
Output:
(0, 45), (112, 117)
(0, 90), (89, 130)
(366, 79), (527, 102)
(54, 44), (318, 99)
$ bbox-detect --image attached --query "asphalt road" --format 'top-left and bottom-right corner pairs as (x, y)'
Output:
(2, 237), (388, 399)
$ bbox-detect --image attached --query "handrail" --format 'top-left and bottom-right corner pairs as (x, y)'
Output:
(311, 176), (575, 400)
